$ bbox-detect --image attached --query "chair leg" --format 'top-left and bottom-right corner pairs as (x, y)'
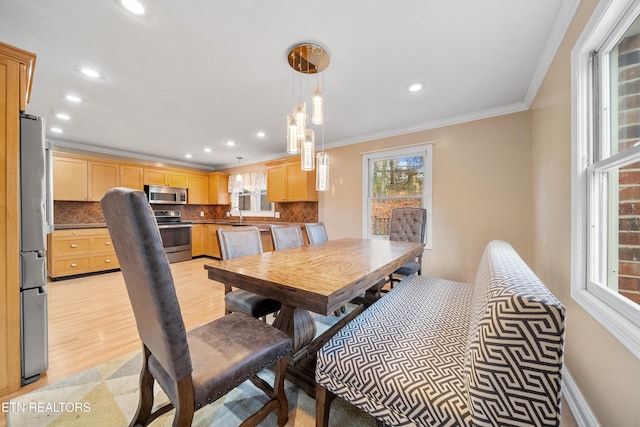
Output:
(130, 346), (154, 427)
(173, 377), (195, 427)
(315, 383), (336, 427)
(274, 357), (289, 427)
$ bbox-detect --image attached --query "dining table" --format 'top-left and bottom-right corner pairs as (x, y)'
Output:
(204, 237), (425, 396)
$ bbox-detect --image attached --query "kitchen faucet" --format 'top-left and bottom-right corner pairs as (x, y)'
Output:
(230, 206), (243, 223)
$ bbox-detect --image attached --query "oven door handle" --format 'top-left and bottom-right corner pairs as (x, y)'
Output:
(157, 223), (193, 229)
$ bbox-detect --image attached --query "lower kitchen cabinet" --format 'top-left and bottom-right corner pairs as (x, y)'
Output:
(191, 224), (204, 256)
(204, 224), (231, 259)
(47, 228), (120, 278)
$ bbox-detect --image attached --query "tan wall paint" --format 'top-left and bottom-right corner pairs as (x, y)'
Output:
(318, 111), (530, 284)
(529, 0), (640, 425)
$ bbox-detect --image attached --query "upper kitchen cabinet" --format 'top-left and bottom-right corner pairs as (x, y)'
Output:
(53, 155), (88, 201)
(0, 41), (36, 395)
(208, 172), (229, 205)
(266, 158), (317, 202)
(143, 168), (188, 188)
(87, 161), (119, 201)
(188, 174), (209, 205)
(120, 165), (144, 190)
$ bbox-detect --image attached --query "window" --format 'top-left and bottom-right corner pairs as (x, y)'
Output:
(228, 170), (275, 217)
(573, 0), (640, 357)
(362, 144), (432, 248)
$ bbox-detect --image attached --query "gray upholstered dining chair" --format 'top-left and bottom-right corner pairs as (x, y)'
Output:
(100, 188), (291, 427)
(271, 224), (305, 250)
(217, 226), (282, 318)
(304, 222), (328, 244)
(388, 207), (427, 288)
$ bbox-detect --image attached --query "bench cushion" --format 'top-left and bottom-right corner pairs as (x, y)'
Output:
(316, 275), (474, 427)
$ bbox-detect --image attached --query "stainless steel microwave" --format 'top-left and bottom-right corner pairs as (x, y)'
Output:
(144, 185), (188, 205)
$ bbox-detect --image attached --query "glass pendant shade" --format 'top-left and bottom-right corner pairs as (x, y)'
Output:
(316, 152), (329, 191)
(301, 129), (315, 171)
(294, 102), (306, 143)
(287, 113), (299, 154)
(312, 87), (323, 125)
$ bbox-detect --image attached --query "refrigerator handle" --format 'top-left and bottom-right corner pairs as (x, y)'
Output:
(45, 139), (54, 235)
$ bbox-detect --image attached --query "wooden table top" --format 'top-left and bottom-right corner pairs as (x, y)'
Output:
(204, 238), (424, 315)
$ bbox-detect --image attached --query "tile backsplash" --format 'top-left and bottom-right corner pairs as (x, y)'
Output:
(54, 200), (318, 225)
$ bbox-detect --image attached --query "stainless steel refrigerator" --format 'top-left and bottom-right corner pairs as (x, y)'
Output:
(20, 113), (53, 385)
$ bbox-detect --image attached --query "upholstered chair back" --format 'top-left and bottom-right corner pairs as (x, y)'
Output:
(217, 227), (263, 260)
(100, 188), (191, 382)
(389, 208), (426, 243)
(271, 225), (304, 250)
(305, 223), (328, 244)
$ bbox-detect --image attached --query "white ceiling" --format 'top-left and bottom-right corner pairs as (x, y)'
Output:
(0, 0), (579, 170)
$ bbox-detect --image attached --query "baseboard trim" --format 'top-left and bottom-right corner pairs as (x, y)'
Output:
(562, 367), (599, 426)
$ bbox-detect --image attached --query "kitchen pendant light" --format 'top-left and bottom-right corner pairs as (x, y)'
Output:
(316, 151), (329, 191)
(285, 43), (329, 176)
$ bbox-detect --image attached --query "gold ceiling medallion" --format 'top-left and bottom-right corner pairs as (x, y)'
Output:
(287, 43), (330, 74)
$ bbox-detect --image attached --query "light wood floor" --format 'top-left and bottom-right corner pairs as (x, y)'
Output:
(0, 258), (579, 427)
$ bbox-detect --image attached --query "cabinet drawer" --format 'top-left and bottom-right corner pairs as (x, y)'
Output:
(89, 236), (115, 253)
(52, 228), (108, 237)
(51, 237), (90, 256)
(51, 257), (90, 277)
(90, 255), (120, 271)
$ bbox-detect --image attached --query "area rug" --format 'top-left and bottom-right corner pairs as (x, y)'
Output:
(7, 312), (376, 426)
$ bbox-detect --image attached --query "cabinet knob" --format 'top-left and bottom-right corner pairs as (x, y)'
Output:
(70, 263), (78, 267)
(104, 241), (112, 245)
(70, 243), (78, 248)
(105, 259), (112, 263)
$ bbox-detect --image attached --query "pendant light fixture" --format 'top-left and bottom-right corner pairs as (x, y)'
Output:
(286, 43), (330, 189)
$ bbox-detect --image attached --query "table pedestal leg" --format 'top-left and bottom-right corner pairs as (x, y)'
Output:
(272, 304), (317, 354)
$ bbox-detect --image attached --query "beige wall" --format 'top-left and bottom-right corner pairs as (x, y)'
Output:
(318, 111), (530, 284)
(530, 0), (640, 425)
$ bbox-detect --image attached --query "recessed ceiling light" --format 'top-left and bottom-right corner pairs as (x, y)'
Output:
(406, 82), (424, 92)
(121, 0), (145, 15)
(226, 141), (235, 146)
(185, 153), (192, 158)
(204, 148), (212, 153)
(65, 94), (82, 103)
(56, 113), (71, 120)
(50, 127), (63, 133)
(80, 67), (102, 79)
(256, 131), (266, 138)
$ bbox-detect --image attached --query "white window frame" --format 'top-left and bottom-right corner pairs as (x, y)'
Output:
(230, 190), (275, 218)
(361, 143), (433, 249)
(572, 0), (640, 358)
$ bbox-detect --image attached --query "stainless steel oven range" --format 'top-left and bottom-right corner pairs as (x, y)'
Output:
(154, 209), (192, 263)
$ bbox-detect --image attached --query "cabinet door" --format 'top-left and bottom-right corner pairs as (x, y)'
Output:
(120, 165), (144, 190)
(191, 224), (204, 256)
(168, 172), (188, 188)
(266, 165), (287, 202)
(188, 175), (209, 205)
(143, 168), (167, 186)
(209, 173), (230, 205)
(88, 161), (119, 201)
(53, 156), (88, 201)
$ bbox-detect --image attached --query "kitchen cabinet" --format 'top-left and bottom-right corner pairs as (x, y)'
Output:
(0, 41), (36, 394)
(208, 172), (230, 205)
(204, 224), (233, 258)
(53, 155), (88, 201)
(191, 224), (204, 256)
(120, 165), (144, 190)
(88, 161), (119, 201)
(188, 174), (209, 205)
(144, 168), (188, 188)
(266, 158), (317, 202)
(47, 228), (119, 278)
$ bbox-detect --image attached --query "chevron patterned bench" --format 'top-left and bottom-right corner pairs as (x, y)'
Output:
(315, 240), (566, 427)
